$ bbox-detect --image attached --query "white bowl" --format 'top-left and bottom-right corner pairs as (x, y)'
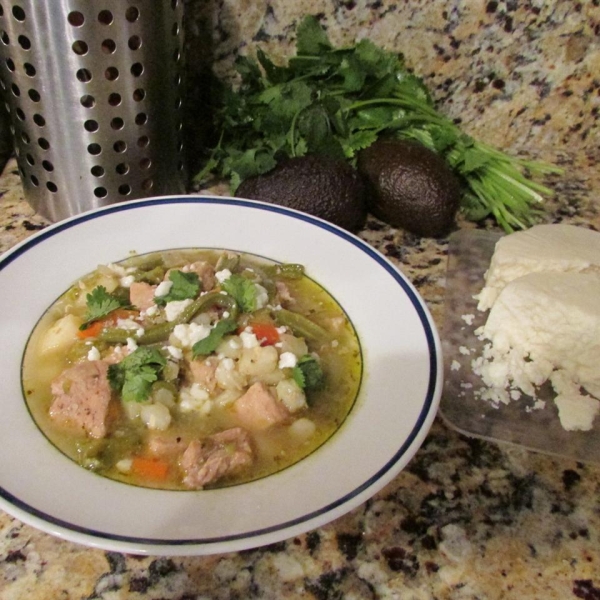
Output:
(0, 195), (442, 555)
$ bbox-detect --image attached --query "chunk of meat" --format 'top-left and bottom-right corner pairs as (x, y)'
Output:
(275, 281), (294, 306)
(147, 433), (188, 458)
(181, 427), (253, 488)
(186, 261), (216, 292)
(233, 382), (290, 430)
(49, 360), (112, 438)
(129, 281), (156, 311)
(187, 356), (219, 393)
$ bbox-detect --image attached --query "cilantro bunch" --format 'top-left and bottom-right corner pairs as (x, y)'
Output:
(195, 16), (561, 232)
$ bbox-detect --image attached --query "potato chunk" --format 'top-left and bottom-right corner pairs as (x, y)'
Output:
(39, 314), (83, 355)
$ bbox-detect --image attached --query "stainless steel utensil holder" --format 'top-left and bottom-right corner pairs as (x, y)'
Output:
(0, 0), (186, 221)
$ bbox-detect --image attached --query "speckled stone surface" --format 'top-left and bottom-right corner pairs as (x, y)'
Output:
(1, 1), (600, 598)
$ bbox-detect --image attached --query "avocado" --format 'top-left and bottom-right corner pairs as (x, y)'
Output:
(357, 138), (461, 237)
(235, 155), (367, 232)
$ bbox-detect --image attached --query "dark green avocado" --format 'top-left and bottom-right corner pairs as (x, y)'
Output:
(235, 155), (367, 232)
(357, 138), (461, 237)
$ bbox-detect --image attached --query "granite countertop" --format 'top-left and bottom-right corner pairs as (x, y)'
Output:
(1, 1), (600, 599)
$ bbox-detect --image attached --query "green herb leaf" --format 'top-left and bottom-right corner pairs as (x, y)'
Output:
(154, 270), (200, 306)
(295, 15), (332, 55)
(221, 274), (258, 313)
(292, 355), (325, 391)
(192, 318), (238, 358)
(108, 347), (167, 403)
(80, 285), (128, 330)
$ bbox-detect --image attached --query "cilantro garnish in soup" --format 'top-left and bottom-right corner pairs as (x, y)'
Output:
(22, 250), (362, 490)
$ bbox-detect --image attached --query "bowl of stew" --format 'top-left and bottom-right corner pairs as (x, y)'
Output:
(0, 196), (441, 555)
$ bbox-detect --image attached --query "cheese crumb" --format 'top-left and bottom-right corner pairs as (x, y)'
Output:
(172, 323), (211, 348)
(461, 314), (475, 325)
(164, 298), (193, 322)
(278, 352), (298, 369)
(154, 280), (173, 298)
(215, 269), (232, 283)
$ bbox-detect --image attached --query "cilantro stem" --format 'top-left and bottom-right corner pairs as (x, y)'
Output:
(344, 97), (447, 125)
(288, 109), (302, 157)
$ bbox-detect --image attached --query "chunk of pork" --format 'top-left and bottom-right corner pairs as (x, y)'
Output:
(233, 382), (289, 430)
(147, 433), (188, 457)
(186, 261), (216, 291)
(181, 427), (253, 488)
(275, 281), (294, 306)
(129, 281), (156, 311)
(187, 356), (219, 393)
(49, 360), (112, 438)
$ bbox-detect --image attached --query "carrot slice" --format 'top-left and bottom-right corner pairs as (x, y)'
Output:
(77, 320), (105, 339)
(131, 456), (170, 480)
(248, 322), (280, 346)
(77, 309), (141, 339)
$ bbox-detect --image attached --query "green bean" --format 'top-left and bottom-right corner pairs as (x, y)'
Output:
(98, 291), (239, 345)
(265, 263), (305, 279)
(274, 308), (331, 342)
(134, 265), (166, 285)
(215, 251), (240, 272)
(120, 254), (164, 270)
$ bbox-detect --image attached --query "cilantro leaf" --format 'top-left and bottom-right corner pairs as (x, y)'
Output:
(221, 274), (258, 313)
(120, 366), (160, 404)
(108, 347), (167, 403)
(292, 355), (325, 392)
(192, 318), (238, 358)
(80, 285), (128, 330)
(295, 15), (332, 56)
(154, 270), (200, 306)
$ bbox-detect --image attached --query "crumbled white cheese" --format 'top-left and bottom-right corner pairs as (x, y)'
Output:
(551, 370), (600, 431)
(87, 346), (101, 361)
(116, 318), (140, 331)
(164, 298), (193, 322)
(240, 330), (259, 349)
(126, 337), (138, 352)
(450, 360), (461, 371)
(143, 305), (159, 317)
(476, 224), (600, 311)
(165, 345), (183, 360)
(172, 322), (211, 348)
(215, 269), (232, 283)
(461, 313), (475, 325)
(154, 280), (173, 298)
(278, 351), (298, 369)
(120, 275), (135, 288)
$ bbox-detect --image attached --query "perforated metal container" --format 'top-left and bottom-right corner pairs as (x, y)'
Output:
(0, 0), (186, 221)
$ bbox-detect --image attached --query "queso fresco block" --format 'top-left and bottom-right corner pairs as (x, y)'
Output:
(473, 224), (600, 432)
